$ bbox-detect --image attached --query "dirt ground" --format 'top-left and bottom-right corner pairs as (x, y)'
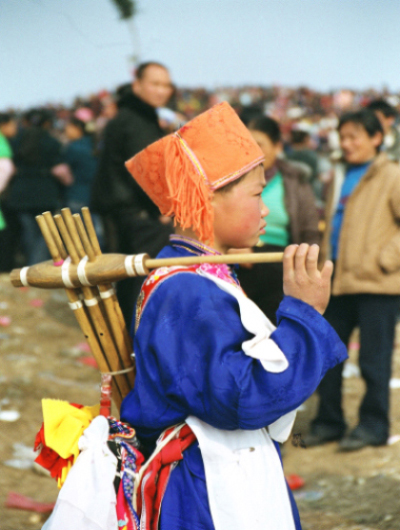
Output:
(1, 272), (400, 530)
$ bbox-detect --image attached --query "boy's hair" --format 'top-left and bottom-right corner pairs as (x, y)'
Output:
(366, 99), (397, 118)
(0, 112), (13, 126)
(69, 116), (87, 135)
(338, 109), (384, 139)
(290, 130), (309, 145)
(248, 116), (281, 145)
(239, 105), (264, 127)
(135, 61), (168, 80)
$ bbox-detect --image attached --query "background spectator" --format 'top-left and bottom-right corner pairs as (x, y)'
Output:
(237, 115), (320, 324)
(306, 110), (400, 451)
(5, 109), (72, 265)
(367, 99), (400, 161)
(90, 61), (174, 326)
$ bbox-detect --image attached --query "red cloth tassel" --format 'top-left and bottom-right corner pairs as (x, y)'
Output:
(138, 425), (196, 530)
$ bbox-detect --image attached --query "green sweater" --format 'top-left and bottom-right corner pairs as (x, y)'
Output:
(259, 172), (289, 246)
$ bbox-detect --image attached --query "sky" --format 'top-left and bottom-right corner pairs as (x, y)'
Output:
(1, 0), (400, 108)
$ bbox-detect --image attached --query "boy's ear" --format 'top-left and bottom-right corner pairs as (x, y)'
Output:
(372, 131), (384, 149)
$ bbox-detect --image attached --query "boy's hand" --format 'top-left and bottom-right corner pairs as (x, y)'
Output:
(283, 244), (333, 314)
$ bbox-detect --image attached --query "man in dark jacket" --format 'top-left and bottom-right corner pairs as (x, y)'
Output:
(91, 61), (174, 326)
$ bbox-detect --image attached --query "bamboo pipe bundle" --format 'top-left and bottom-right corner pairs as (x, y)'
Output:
(34, 209), (140, 409)
(72, 212), (134, 389)
(58, 209), (133, 402)
(36, 214), (123, 407)
(10, 251), (284, 289)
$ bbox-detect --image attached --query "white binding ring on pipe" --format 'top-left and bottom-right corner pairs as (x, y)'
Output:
(61, 257), (74, 288)
(134, 254), (147, 275)
(68, 300), (83, 311)
(77, 256), (93, 286)
(20, 267), (30, 287)
(125, 255), (136, 277)
(99, 288), (115, 300)
(84, 297), (98, 307)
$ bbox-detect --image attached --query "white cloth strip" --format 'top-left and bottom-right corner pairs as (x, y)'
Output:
(134, 253), (147, 275)
(68, 301), (83, 311)
(20, 266), (30, 287)
(124, 255), (136, 277)
(77, 256), (93, 286)
(84, 297), (98, 307)
(99, 288), (115, 300)
(101, 365), (134, 376)
(61, 257), (74, 288)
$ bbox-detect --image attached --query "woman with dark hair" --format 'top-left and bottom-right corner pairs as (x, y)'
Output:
(6, 109), (72, 264)
(237, 115), (320, 324)
(63, 114), (104, 246)
(306, 109), (400, 451)
(64, 115), (98, 213)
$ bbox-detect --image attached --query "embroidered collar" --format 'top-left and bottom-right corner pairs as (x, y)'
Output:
(169, 235), (240, 286)
(169, 235), (221, 256)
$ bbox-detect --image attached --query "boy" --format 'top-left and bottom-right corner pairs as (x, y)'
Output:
(121, 102), (347, 530)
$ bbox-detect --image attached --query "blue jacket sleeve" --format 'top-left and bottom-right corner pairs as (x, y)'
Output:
(130, 273), (347, 431)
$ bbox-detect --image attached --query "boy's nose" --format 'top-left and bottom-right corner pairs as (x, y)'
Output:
(261, 203), (269, 218)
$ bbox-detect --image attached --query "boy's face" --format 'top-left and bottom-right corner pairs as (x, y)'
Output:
(212, 165), (268, 253)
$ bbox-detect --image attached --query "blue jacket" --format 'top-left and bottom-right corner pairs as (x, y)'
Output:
(121, 237), (348, 530)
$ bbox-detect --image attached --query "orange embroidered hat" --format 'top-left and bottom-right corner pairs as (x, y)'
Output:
(125, 102), (264, 243)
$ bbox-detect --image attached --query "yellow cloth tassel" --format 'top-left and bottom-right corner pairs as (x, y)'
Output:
(42, 399), (100, 460)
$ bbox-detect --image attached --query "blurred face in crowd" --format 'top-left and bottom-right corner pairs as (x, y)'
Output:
(339, 122), (382, 165)
(133, 65), (173, 108)
(249, 129), (282, 170)
(65, 122), (83, 141)
(0, 119), (17, 139)
(373, 110), (394, 135)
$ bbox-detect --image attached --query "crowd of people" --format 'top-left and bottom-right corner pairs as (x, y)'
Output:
(2, 79), (400, 272)
(2, 63), (400, 459)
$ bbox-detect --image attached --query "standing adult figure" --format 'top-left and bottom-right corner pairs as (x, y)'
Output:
(0, 119), (15, 271)
(237, 116), (320, 324)
(5, 109), (72, 265)
(367, 99), (400, 162)
(91, 61), (174, 326)
(306, 109), (400, 451)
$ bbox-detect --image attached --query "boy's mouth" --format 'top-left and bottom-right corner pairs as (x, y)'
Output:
(259, 221), (267, 234)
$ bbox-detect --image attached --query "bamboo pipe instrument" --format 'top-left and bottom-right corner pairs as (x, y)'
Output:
(57, 209), (131, 404)
(10, 251), (284, 289)
(80, 208), (133, 360)
(54, 212), (125, 405)
(36, 215), (123, 407)
(72, 212), (135, 389)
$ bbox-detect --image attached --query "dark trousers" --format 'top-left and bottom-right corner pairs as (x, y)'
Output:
(112, 209), (173, 331)
(236, 244), (285, 326)
(312, 293), (400, 442)
(0, 206), (21, 272)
